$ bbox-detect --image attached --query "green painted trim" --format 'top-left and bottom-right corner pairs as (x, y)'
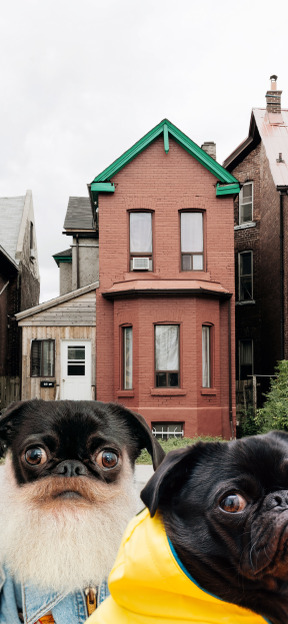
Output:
(163, 123), (169, 153)
(216, 182), (240, 196)
(91, 119), (238, 188)
(90, 182), (115, 193)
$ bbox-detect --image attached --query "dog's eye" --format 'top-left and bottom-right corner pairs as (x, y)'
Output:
(220, 493), (247, 513)
(25, 447), (47, 466)
(95, 449), (119, 470)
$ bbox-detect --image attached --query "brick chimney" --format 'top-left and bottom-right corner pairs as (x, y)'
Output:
(266, 75), (282, 113)
(201, 141), (216, 160)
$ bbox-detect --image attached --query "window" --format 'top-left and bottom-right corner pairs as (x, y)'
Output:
(67, 345), (85, 376)
(202, 325), (212, 387)
(122, 326), (133, 389)
(239, 182), (253, 224)
(239, 339), (253, 380)
(130, 212), (152, 270)
(155, 325), (179, 387)
(152, 422), (184, 440)
(31, 339), (55, 377)
(239, 251), (253, 300)
(180, 212), (204, 270)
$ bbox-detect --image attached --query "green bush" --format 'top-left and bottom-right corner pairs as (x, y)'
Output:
(255, 360), (288, 433)
(237, 405), (260, 438)
(137, 435), (223, 464)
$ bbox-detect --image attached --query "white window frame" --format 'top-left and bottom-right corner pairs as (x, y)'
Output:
(155, 324), (180, 388)
(239, 182), (253, 225)
(129, 211), (153, 271)
(202, 325), (212, 388)
(122, 326), (133, 390)
(238, 251), (253, 301)
(180, 211), (204, 271)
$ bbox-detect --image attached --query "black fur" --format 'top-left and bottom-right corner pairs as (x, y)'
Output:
(0, 399), (165, 485)
(141, 432), (288, 624)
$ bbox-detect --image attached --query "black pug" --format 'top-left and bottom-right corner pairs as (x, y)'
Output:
(90, 432), (288, 624)
(0, 399), (165, 624)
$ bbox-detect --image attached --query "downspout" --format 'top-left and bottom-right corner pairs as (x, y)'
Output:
(277, 186), (288, 360)
(76, 234), (80, 290)
(228, 296), (234, 439)
(279, 191), (284, 360)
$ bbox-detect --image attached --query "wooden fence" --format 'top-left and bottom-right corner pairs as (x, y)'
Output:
(0, 376), (20, 410)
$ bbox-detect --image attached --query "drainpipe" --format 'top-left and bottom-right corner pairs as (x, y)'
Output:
(277, 186), (288, 360)
(76, 234), (80, 290)
(228, 296), (234, 438)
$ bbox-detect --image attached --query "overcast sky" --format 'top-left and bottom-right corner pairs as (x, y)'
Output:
(1, 0), (288, 303)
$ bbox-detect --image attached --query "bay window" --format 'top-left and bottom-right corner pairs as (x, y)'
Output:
(155, 324), (179, 387)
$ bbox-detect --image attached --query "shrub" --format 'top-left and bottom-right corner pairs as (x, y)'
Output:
(255, 360), (288, 433)
(137, 435), (223, 464)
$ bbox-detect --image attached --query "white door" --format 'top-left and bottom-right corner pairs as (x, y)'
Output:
(60, 340), (92, 399)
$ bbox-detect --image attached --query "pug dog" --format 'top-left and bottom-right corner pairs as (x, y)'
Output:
(0, 399), (165, 624)
(88, 432), (288, 624)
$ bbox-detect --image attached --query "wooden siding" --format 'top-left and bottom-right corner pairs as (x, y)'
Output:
(20, 325), (96, 400)
(18, 291), (96, 327)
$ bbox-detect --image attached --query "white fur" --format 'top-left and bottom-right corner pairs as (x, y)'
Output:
(0, 455), (139, 593)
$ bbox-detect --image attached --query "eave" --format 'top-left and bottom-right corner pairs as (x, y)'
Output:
(223, 112), (261, 171)
(88, 119), (240, 203)
(102, 279), (231, 300)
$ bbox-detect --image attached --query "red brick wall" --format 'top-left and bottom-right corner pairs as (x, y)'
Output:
(232, 142), (284, 380)
(96, 136), (235, 438)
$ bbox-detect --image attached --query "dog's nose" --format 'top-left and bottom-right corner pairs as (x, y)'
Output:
(265, 491), (288, 510)
(55, 460), (88, 477)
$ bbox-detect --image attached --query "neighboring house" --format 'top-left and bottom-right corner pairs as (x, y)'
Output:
(224, 76), (288, 407)
(15, 282), (97, 401)
(53, 196), (99, 295)
(0, 191), (40, 408)
(15, 196), (99, 401)
(88, 119), (240, 438)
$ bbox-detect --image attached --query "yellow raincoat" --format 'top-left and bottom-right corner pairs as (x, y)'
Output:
(87, 508), (271, 624)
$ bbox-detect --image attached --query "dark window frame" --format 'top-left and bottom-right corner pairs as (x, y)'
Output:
(30, 339), (55, 377)
(154, 324), (180, 388)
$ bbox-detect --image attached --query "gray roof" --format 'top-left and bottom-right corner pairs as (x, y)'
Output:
(0, 196), (25, 264)
(63, 197), (95, 231)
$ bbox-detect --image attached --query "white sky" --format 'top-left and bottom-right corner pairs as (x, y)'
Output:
(1, 0), (288, 302)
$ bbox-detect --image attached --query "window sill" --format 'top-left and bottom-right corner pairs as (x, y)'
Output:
(234, 222), (256, 231)
(201, 388), (217, 396)
(236, 300), (256, 306)
(117, 390), (134, 398)
(150, 388), (186, 396)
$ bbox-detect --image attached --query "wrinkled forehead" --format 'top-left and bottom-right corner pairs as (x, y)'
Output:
(192, 435), (288, 493)
(11, 402), (131, 449)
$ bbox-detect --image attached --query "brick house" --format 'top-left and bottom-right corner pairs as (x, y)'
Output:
(88, 119), (240, 438)
(0, 191), (40, 408)
(224, 76), (288, 406)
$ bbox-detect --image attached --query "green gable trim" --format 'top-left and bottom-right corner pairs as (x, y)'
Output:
(163, 123), (169, 153)
(216, 182), (240, 196)
(90, 182), (115, 193)
(90, 119), (238, 197)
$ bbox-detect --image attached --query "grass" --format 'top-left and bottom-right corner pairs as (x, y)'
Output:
(137, 435), (223, 464)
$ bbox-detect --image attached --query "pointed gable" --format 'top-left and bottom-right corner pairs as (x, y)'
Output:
(89, 119), (239, 202)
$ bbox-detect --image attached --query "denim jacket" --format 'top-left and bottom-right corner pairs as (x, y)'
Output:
(0, 564), (109, 624)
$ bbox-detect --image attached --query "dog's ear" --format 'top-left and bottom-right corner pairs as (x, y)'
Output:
(108, 403), (165, 470)
(0, 400), (26, 458)
(141, 443), (207, 516)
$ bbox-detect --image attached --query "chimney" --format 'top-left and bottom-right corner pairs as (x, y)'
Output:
(266, 75), (282, 113)
(201, 141), (216, 160)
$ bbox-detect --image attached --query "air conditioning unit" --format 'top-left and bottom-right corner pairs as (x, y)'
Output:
(132, 257), (150, 271)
